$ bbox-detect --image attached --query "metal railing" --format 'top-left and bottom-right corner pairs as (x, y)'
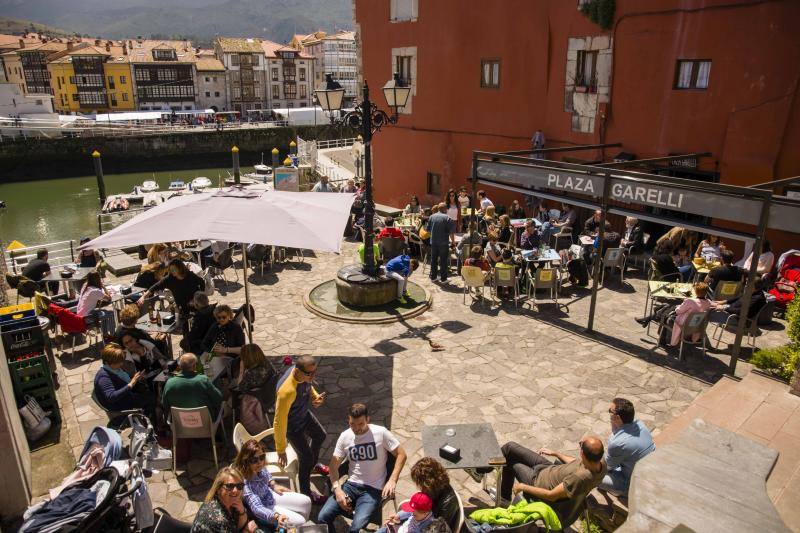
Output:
(98, 206), (152, 235)
(4, 240), (76, 274)
(315, 137), (357, 150)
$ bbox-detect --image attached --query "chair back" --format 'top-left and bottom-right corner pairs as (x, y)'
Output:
(216, 247), (234, 269)
(170, 406), (215, 439)
(494, 266), (517, 288)
(603, 247), (624, 268)
(379, 237), (407, 261)
(233, 422), (274, 451)
(248, 244), (267, 262)
(534, 268), (558, 290)
(153, 507), (192, 533)
(461, 266), (486, 288)
(715, 280), (742, 300)
(682, 311), (709, 338)
(549, 209), (561, 219)
(556, 225), (572, 237)
(453, 487), (465, 533)
(17, 279), (37, 298)
(407, 233), (423, 246)
(91, 388), (112, 415)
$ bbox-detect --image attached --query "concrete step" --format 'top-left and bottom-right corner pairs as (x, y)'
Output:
(103, 250), (142, 277)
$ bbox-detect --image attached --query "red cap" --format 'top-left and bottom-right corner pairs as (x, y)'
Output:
(408, 492), (432, 513)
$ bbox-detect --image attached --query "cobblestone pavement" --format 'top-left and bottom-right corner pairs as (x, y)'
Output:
(49, 240), (789, 527)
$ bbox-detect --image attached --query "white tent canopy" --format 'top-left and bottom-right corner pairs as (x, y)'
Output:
(81, 188), (354, 252)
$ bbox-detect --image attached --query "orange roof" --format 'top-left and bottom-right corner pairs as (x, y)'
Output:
(195, 57), (225, 71)
(216, 37), (264, 53)
(126, 39), (196, 63)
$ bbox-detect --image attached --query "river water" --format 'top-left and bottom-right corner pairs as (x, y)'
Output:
(0, 167), (252, 247)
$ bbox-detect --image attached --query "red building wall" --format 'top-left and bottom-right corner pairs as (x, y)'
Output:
(355, 0), (800, 252)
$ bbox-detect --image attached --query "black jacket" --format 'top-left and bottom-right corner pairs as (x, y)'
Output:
(432, 484), (460, 532)
(149, 271), (205, 313)
(187, 304), (217, 354)
(623, 224), (645, 254)
(652, 254), (680, 278)
(202, 320), (245, 353)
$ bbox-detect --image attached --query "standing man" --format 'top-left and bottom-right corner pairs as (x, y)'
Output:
(532, 129), (546, 159)
(274, 355), (328, 503)
(426, 203), (455, 283)
(318, 403), (407, 533)
(601, 398), (655, 497)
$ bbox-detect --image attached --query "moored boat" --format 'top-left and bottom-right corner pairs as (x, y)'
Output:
(141, 180), (159, 192)
(191, 177), (212, 191)
(168, 180), (187, 191)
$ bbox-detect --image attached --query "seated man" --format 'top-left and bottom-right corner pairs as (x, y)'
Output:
(201, 304), (245, 357)
(22, 248), (58, 293)
(383, 254), (420, 304)
(181, 291), (217, 354)
(319, 403), (407, 533)
(705, 249), (743, 292)
(162, 353), (223, 418)
(457, 221), (483, 261)
(581, 210), (610, 237)
(601, 398), (655, 497)
(500, 437), (606, 515)
(377, 217), (406, 242)
(540, 203), (577, 243)
(518, 220), (541, 251)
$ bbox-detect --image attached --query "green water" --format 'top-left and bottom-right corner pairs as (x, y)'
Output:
(0, 167), (248, 246)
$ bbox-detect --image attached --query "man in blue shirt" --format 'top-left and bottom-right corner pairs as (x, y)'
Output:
(426, 203), (455, 283)
(601, 398), (655, 497)
(384, 255), (419, 304)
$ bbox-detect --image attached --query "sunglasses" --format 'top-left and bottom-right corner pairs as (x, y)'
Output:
(248, 454), (267, 465)
(298, 367), (316, 376)
(222, 482), (244, 492)
(608, 408), (618, 415)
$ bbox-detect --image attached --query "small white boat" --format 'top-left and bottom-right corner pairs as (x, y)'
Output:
(168, 180), (186, 191)
(191, 177), (212, 191)
(141, 180), (159, 192)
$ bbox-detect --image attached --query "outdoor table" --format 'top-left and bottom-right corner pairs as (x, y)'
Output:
(648, 281), (697, 301)
(422, 422), (505, 507)
(182, 243), (210, 265)
(136, 310), (179, 358)
(41, 266), (95, 297)
(510, 218), (542, 228)
(693, 260), (720, 278)
(520, 248), (560, 264)
(109, 284), (145, 314)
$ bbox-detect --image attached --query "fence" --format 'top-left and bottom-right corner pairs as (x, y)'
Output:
(4, 240), (76, 274)
(98, 206), (151, 235)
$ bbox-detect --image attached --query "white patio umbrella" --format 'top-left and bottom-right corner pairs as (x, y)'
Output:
(80, 187), (354, 340)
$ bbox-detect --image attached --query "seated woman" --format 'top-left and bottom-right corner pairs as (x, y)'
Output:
(77, 237), (103, 268)
(673, 245), (696, 282)
(233, 439), (312, 529)
(120, 332), (170, 377)
(114, 303), (157, 345)
(93, 343), (154, 417)
(380, 457), (459, 533)
(236, 344), (273, 395)
(695, 233), (724, 263)
(146, 243), (169, 265)
(535, 203), (550, 224)
(182, 291), (217, 355)
(76, 271), (114, 337)
(497, 214), (513, 244)
(636, 282), (711, 346)
(508, 199), (526, 219)
(650, 241), (680, 280)
(193, 467), (258, 533)
(478, 205), (496, 235)
(202, 304), (245, 357)
(484, 232), (502, 264)
(463, 245), (492, 281)
(404, 195), (421, 215)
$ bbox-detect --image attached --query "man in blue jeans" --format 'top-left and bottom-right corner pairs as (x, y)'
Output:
(319, 403), (407, 533)
(426, 203), (455, 282)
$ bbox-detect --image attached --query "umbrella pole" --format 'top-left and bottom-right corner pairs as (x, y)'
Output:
(241, 243), (253, 343)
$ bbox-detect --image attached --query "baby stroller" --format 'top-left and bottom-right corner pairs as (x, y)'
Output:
(20, 425), (154, 532)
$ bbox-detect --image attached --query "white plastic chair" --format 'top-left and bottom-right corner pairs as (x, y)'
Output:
(232, 423), (300, 492)
(170, 405), (227, 472)
(461, 265), (488, 304)
(528, 267), (559, 306)
(493, 266), (519, 307)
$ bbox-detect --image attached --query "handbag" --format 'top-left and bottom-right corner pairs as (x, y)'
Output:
(128, 413), (172, 471)
(19, 395), (52, 441)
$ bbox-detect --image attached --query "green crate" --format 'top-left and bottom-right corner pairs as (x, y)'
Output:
(9, 356), (60, 423)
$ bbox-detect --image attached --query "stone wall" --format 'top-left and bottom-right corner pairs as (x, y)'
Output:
(564, 35), (613, 134)
(0, 124), (353, 181)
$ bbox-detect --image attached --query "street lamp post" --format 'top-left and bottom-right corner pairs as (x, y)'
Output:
(315, 73), (410, 277)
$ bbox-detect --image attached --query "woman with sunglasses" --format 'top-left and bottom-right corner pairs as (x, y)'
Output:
(232, 439), (312, 529)
(192, 466), (258, 533)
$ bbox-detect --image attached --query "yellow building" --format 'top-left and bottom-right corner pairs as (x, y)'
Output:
(47, 41), (135, 114)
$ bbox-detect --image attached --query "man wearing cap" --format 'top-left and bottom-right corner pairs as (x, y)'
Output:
(499, 437), (607, 514)
(319, 403), (408, 533)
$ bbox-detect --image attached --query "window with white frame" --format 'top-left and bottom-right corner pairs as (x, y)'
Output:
(390, 0), (418, 21)
(674, 59), (711, 90)
(481, 59), (500, 89)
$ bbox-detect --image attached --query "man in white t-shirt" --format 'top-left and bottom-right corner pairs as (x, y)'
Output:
(318, 403), (407, 533)
(478, 190), (494, 212)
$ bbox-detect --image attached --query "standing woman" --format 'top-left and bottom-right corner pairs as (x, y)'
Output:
(233, 439), (312, 529)
(138, 258), (204, 317)
(192, 467), (258, 533)
(443, 188), (459, 227)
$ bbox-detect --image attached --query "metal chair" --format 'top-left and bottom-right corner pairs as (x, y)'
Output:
(461, 265), (488, 304)
(170, 405), (228, 471)
(91, 389), (142, 430)
(659, 310), (710, 361)
(407, 233), (429, 274)
(493, 265), (519, 307)
(527, 267), (559, 306)
(246, 244), (269, 276)
(232, 423), (300, 492)
(379, 237), (407, 262)
(208, 247), (238, 287)
(625, 232), (651, 270)
(600, 247), (625, 285)
(551, 225), (573, 250)
(152, 507), (192, 533)
(711, 301), (771, 349)
(711, 280), (742, 301)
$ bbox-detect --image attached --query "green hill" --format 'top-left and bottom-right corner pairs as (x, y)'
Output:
(0, 16), (75, 37)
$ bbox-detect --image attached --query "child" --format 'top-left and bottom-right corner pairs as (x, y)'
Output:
(384, 254), (420, 304)
(387, 492), (433, 533)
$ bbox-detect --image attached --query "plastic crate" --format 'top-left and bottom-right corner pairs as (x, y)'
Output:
(9, 356), (60, 423)
(1, 317), (45, 360)
(0, 303), (35, 323)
